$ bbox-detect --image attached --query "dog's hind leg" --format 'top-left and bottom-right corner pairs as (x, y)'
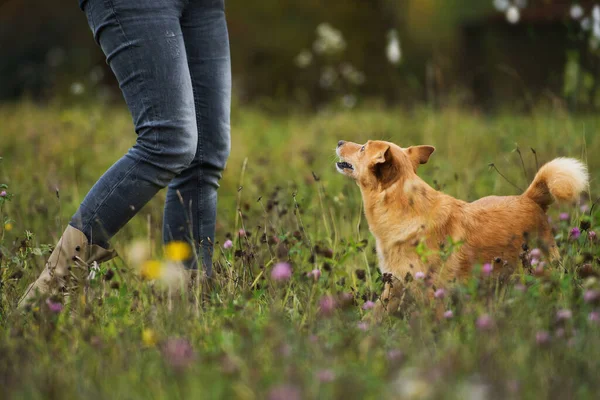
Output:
(539, 222), (560, 262)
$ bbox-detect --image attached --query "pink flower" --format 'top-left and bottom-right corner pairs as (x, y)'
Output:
(482, 263), (493, 276)
(535, 330), (550, 346)
(584, 290), (600, 304)
(223, 239), (233, 249)
(319, 295), (337, 316)
(570, 227), (581, 240)
(238, 229), (246, 237)
(386, 349), (404, 363)
(316, 369), (335, 383)
(362, 300), (375, 310)
(307, 269), (321, 281)
(589, 311), (600, 324)
(268, 385), (301, 400)
(0, 190), (6, 197)
(507, 380), (520, 394)
(530, 257), (539, 266)
(589, 231), (597, 241)
(530, 248), (542, 259)
(434, 288), (445, 299)
(556, 309), (572, 321)
(476, 314), (493, 331)
(443, 310), (454, 319)
(559, 212), (570, 221)
(357, 321), (369, 331)
(161, 337), (196, 370)
(514, 283), (527, 293)
(581, 204), (590, 213)
(45, 298), (63, 313)
(271, 262), (292, 281)
(278, 343), (292, 357)
(415, 271), (425, 279)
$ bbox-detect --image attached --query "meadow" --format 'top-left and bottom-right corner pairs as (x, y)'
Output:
(0, 101), (599, 399)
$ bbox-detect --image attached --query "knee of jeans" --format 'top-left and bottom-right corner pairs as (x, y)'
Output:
(171, 125), (199, 174)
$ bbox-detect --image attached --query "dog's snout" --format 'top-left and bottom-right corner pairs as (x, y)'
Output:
(337, 140), (345, 148)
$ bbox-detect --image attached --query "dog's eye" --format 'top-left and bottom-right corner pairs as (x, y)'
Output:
(360, 145), (365, 152)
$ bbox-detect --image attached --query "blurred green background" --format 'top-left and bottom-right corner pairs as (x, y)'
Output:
(2, 0), (599, 111)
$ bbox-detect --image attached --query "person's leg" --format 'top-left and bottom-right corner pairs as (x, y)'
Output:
(163, 0), (232, 275)
(71, 0), (197, 248)
(20, 0), (197, 306)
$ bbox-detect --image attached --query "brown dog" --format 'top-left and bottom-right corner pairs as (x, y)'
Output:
(336, 140), (588, 315)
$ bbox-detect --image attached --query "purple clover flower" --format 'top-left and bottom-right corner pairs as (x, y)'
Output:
(570, 227), (581, 240)
(535, 330), (550, 346)
(45, 298), (63, 313)
(476, 314), (493, 331)
(161, 337), (196, 370)
(556, 309), (573, 321)
(307, 269), (321, 281)
(316, 369), (335, 383)
(362, 300), (375, 310)
(271, 262), (292, 281)
(319, 295), (336, 316)
(482, 263), (493, 276)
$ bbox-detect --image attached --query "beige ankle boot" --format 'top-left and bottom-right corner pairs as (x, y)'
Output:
(18, 225), (117, 308)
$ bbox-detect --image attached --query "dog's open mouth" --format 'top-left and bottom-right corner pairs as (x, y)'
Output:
(336, 161), (354, 171)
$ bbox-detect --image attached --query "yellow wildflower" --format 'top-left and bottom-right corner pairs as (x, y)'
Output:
(140, 260), (162, 280)
(4, 222), (13, 231)
(164, 241), (192, 262)
(142, 328), (157, 347)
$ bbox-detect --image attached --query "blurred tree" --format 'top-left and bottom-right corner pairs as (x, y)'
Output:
(0, 0), (596, 111)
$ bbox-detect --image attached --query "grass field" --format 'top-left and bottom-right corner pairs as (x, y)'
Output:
(1, 101), (600, 399)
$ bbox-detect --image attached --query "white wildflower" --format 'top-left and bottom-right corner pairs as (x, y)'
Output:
(506, 6), (520, 24)
(582, 17), (592, 31)
(342, 94), (357, 109)
(593, 21), (600, 40)
(493, 0), (510, 12)
(295, 50), (313, 68)
(70, 82), (85, 96)
(570, 4), (584, 20)
(319, 66), (337, 88)
(313, 23), (346, 55)
(514, 0), (527, 8)
(386, 29), (402, 65)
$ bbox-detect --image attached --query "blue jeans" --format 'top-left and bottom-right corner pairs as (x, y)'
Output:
(73, 0), (231, 274)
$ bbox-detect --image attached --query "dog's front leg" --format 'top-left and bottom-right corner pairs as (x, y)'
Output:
(370, 280), (411, 323)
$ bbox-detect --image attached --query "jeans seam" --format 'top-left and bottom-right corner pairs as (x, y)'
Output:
(190, 83), (204, 267)
(104, 0), (131, 44)
(104, 0), (157, 149)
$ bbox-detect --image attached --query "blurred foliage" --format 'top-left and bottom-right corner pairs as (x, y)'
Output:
(1, 0), (600, 110)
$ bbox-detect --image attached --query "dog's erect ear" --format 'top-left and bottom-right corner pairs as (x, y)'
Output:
(370, 145), (398, 186)
(371, 145), (391, 166)
(407, 145), (435, 170)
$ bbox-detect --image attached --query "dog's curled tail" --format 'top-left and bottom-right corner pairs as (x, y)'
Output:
(524, 158), (588, 210)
